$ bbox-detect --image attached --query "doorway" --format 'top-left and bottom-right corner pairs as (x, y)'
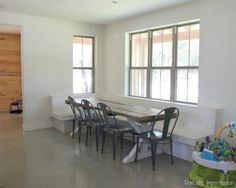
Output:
(0, 24), (22, 125)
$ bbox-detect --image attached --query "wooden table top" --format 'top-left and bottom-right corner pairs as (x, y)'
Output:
(75, 98), (162, 123)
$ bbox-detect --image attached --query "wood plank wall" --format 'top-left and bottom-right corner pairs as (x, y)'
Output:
(0, 33), (22, 112)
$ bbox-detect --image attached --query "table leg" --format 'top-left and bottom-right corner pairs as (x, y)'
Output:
(70, 126), (79, 137)
(122, 138), (163, 163)
(122, 119), (163, 163)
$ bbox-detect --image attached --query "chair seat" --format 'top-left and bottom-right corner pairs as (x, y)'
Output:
(140, 130), (171, 140)
(132, 123), (151, 134)
(103, 123), (133, 133)
(86, 118), (102, 128)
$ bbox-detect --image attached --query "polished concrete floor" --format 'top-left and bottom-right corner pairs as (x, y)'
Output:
(0, 113), (195, 188)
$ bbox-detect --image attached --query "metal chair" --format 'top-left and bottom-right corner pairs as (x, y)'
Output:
(67, 96), (77, 138)
(68, 96), (88, 142)
(134, 107), (179, 170)
(97, 102), (134, 160)
(81, 99), (103, 151)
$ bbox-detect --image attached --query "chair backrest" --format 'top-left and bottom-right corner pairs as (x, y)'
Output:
(81, 99), (101, 126)
(151, 107), (179, 139)
(74, 101), (86, 121)
(68, 96), (85, 121)
(68, 96), (76, 118)
(97, 102), (118, 130)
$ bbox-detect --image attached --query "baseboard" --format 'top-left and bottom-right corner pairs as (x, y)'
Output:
(22, 121), (53, 131)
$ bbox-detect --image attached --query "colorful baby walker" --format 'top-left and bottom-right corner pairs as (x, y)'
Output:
(189, 122), (236, 188)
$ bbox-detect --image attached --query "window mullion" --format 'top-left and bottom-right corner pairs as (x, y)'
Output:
(186, 27), (191, 102)
(129, 35), (132, 95)
(92, 37), (95, 93)
(146, 31), (152, 98)
(81, 37), (84, 67)
(73, 67), (93, 69)
(171, 26), (177, 101)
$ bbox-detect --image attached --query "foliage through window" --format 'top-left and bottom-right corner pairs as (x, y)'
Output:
(73, 36), (94, 93)
(129, 22), (199, 103)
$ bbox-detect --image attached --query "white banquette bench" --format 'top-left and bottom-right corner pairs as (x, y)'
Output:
(49, 93), (220, 161)
(49, 93), (95, 132)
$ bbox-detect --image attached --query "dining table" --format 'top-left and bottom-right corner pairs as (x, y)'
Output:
(78, 98), (163, 123)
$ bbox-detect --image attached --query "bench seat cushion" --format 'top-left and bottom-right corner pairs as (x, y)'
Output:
(51, 110), (74, 121)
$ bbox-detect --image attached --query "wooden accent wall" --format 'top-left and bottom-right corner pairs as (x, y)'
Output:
(0, 33), (22, 112)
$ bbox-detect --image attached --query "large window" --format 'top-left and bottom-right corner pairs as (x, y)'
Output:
(73, 36), (94, 93)
(129, 22), (199, 104)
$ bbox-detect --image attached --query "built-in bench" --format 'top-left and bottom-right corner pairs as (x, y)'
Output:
(49, 93), (95, 132)
(171, 128), (210, 161)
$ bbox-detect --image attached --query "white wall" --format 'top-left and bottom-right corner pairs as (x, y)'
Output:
(103, 0), (236, 128)
(0, 11), (104, 130)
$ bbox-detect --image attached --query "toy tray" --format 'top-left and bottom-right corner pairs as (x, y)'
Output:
(192, 151), (236, 174)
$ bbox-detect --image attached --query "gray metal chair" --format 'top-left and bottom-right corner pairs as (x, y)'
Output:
(81, 99), (103, 151)
(97, 102), (134, 160)
(68, 96), (88, 142)
(134, 107), (179, 170)
(67, 96), (77, 138)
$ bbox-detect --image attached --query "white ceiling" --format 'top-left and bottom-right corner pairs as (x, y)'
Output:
(0, 0), (195, 25)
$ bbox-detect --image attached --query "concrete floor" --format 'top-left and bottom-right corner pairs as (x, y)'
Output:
(0, 113), (195, 188)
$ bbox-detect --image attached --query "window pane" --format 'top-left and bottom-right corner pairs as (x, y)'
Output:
(130, 69), (147, 97)
(131, 33), (148, 67)
(176, 69), (187, 101)
(177, 26), (190, 66)
(151, 69), (170, 100)
(152, 30), (162, 67)
(187, 69), (198, 103)
(190, 24), (200, 66)
(152, 29), (172, 67)
(82, 38), (93, 67)
(73, 37), (82, 67)
(162, 29), (172, 66)
(73, 69), (92, 93)
(73, 37), (93, 67)
(176, 69), (198, 103)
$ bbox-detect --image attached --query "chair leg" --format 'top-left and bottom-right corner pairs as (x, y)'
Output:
(78, 121), (81, 143)
(112, 132), (117, 160)
(85, 126), (89, 146)
(101, 131), (106, 153)
(135, 137), (140, 162)
(151, 140), (157, 170)
(120, 134), (123, 149)
(72, 119), (75, 138)
(170, 137), (174, 164)
(90, 127), (92, 136)
(95, 127), (99, 152)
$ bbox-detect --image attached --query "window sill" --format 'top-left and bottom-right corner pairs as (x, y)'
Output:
(126, 95), (199, 108)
